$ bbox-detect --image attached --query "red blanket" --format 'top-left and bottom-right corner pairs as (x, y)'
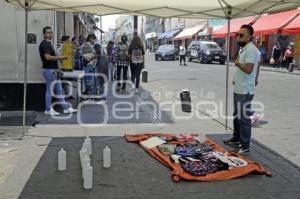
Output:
(125, 133), (272, 182)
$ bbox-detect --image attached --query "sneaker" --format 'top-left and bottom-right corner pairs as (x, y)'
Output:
(251, 114), (259, 125)
(135, 88), (139, 94)
(63, 107), (77, 114)
(45, 108), (60, 116)
(237, 147), (250, 154)
(223, 137), (240, 147)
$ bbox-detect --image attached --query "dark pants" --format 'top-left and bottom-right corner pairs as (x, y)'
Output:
(284, 57), (293, 69)
(180, 55), (186, 65)
(117, 65), (128, 89)
(233, 93), (254, 149)
(130, 63), (143, 89)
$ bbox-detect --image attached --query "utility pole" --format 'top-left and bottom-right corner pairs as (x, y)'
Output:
(134, 15), (138, 36)
(100, 15), (102, 45)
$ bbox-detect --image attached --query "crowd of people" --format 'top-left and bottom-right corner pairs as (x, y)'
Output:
(39, 26), (145, 116)
(259, 41), (294, 70)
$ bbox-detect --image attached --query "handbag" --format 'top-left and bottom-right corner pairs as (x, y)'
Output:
(269, 57), (275, 65)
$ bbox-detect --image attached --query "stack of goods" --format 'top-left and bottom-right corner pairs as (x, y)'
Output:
(62, 41), (74, 71)
(125, 133), (271, 182)
(155, 135), (247, 176)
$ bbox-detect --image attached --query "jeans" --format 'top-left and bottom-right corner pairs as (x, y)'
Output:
(94, 66), (108, 98)
(130, 63), (143, 89)
(42, 69), (69, 111)
(108, 62), (115, 81)
(233, 93), (254, 149)
(117, 65), (129, 89)
(83, 64), (95, 95)
(180, 55), (186, 65)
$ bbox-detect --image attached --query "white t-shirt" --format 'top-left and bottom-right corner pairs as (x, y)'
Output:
(179, 46), (186, 56)
(234, 42), (260, 95)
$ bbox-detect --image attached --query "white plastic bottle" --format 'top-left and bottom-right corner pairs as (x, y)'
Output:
(58, 148), (66, 171)
(103, 146), (111, 168)
(83, 165), (93, 189)
(79, 147), (87, 165)
(82, 155), (90, 179)
(83, 140), (92, 156)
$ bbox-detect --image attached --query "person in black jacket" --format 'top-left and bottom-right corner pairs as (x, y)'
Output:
(128, 35), (145, 94)
(115, 35), (130, 93)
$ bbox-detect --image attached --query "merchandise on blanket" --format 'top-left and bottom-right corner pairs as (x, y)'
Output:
(175, 134), (197, 142)
(175, 143), (213, 157)
(159, 136), (175, 142)
(181, 161), (221, 176)
(158, 144), (176, 155)
(213, 151), (248, 168)
(140, 137), (166, 149)
(170, 154), (181, 164)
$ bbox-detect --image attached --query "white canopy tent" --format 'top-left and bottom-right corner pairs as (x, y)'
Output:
(3, 0), (300, 134)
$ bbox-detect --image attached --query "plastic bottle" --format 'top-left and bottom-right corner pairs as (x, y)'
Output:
(83, 140), (92, 156)
(82, 155), (90, 179)
(83, 165), (93, 189)
(58, 148), (66, 171)
(103, 146), (111, 168)
(80, 148), (88, 166)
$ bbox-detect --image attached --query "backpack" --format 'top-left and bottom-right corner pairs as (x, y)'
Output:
(117, 43), (130, 61)
(131, 47), (144, 64)
(273, 46), (281, 58)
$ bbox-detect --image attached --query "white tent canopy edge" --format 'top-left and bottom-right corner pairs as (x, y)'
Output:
(2, 0), (300, 135)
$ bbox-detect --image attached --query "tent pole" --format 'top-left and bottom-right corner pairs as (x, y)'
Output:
(22, 4), (29, 136)
(225, 18), (230, 131)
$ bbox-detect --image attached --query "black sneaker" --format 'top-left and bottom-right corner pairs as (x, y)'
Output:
(223, 137), (240, 147)
(237, 147), (250, 154)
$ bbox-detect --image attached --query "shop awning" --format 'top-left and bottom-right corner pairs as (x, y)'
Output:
(158, 29), (182, 40)
(282, 14), (300, 34)
(213, 17), (256, 38)
(199, 25), (223, 36)
(145, 32), (157, 39)
(253, 9), (300, 35)
(174, 24), (206, 40)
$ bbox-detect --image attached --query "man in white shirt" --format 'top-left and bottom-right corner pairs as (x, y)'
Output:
(179, 44), (187, 66)
(224, 24), (260, 154)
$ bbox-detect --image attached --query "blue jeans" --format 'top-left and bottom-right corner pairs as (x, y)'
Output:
(233, 93), (254, 149)
(83, 64), (95, 95)
(42, 69), (69, 111)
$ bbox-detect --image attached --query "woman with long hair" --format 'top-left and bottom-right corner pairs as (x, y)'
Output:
(128, 35), (145, 94)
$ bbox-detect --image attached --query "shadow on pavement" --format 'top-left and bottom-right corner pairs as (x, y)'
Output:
(19, 135), (300, 199)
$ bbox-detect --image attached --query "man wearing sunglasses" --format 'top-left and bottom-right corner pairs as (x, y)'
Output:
(224, 24), (260, 154)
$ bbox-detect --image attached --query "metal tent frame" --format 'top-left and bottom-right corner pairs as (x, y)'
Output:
(3, 0), (300, 136)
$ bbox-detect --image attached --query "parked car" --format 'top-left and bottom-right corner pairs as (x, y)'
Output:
(155, 44), (179, 61)
(187, 40), (226, 64)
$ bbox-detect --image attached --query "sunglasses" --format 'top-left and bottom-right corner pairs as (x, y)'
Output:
(236, 33), (244, 38)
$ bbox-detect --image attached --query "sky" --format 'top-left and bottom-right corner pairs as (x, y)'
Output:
(99, 15), (120, 32)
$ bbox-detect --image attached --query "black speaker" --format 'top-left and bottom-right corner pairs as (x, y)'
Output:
(142, 70), (148, 82)
(288, 63), (294, 72)
(180, 90), (192, 112)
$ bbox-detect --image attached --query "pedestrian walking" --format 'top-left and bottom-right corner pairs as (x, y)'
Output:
(224, 24), (260, 154)
(116, 35), (130, 93)
(283, 45), (294, 70)
(81, 37), (96, 97)
(259, 41), (267, 64)
(271, 42), (282, 68)
(179, 43), (187, 66)
(87, 33), (108, 102)
(128, 35), (145, 94)
(106, 41), (117, 81)
(39, 26), (76, 116)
